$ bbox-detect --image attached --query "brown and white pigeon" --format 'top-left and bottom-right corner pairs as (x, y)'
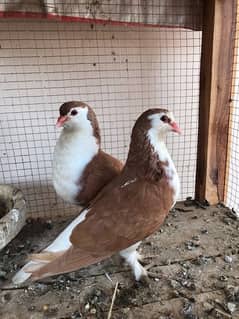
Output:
(53, 101), (123, 206)
(12, 108), (180, 284)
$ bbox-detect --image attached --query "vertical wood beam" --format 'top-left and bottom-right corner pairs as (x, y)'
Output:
(195, 0), (236, 204)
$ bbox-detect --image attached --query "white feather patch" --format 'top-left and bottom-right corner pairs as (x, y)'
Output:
(120, 178), (137, 188)
(120, 242), (146, 281)
(53, 108), (99, 203)
(46, 208), (89, 252)
(12, 261), (40, 284)
(147, 127), (180, 204)
(12, 208), (89, 285)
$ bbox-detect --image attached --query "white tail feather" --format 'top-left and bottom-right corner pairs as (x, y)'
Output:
(12, 208), (89, 285)
(12, 261), (41, 284)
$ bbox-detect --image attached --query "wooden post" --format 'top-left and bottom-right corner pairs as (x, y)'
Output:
(195, 0), (237, 204)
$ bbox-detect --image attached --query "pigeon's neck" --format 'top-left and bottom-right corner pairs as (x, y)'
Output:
(62, 127), (100, 147)
(147, 128), (170, 163)
(125, 130), (180, 203)
(125, 130), (173, 180)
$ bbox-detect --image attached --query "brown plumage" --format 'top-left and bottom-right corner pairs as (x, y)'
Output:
(53, 101), (123, 207)
(76, 150), (122, 205)
(13, 108), (180, 284)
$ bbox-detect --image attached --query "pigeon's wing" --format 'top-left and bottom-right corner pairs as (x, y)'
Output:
(76, 150), (123, 205)
(23, 174), (172, 281)
(70, 176), (170, 254)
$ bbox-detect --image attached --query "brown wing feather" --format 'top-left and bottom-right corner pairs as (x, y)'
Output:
(30, 246), (110, 281)
(70, 174), (173, 255)
(30, 172), (173, 280)
(76, 150), (123, 205)
(29, 251), (65, 262)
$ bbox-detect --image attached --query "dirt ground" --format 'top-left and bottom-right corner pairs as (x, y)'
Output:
(0, 201), (239, 319)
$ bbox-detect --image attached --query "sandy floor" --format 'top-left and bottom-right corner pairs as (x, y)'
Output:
(0, 201), (239, 319)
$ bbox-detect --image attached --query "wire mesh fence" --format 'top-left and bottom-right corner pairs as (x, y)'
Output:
(0, 1), (203, 30)
(0, 15), (202, 218)
(225, 2), (239, 214)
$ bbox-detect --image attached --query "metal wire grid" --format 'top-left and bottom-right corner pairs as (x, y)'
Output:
(0, 0), (203, 30)
(225, 6), (239, 213)
(0, 18), (202, 218)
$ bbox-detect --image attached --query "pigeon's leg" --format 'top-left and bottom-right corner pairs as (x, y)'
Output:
(119, 242), (147, 281)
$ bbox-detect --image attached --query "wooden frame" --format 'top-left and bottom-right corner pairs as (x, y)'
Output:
(195, 0), (237, 204)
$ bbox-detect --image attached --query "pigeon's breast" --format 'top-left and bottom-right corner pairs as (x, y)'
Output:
(164, 159), (180, 205)
(52, 133), (99, 204)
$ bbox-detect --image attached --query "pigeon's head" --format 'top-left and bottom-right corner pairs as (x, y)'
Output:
(147, 109), (181, 136)
(126, 108), (181, 167)
(131, 108), (181, 141)
(56, 101), (100, 141)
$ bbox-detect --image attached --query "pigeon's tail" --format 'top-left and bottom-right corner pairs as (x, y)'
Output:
(12, 260), (44, 284)
(29, 246), (108, 282)
(12, 251), (65, 284)
(12, 208), (89, 285)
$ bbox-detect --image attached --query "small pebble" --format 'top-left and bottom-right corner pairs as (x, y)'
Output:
(90, 308), (97, 314)
(227, 302), (236, 314)
(28, 305), (36, 311)
(224, 255), (233, 263)
(185, 240), (200, 250)
(0, 270), (7, 279)
(219, 275), (228, 282)
(182, 301), (194, 316)
(42, 304), (49, 312)
(85, 303), (90, 311)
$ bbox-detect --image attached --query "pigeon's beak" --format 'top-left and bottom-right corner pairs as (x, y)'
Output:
(170, 121), (181, 134)
(56, 115), (69, 128)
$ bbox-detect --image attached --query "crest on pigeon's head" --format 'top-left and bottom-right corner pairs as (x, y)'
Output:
(57, 101), (100, 142)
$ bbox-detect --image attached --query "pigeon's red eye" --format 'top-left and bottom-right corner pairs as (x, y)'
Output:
(71, 110), (78, 116)
(161, 115), (169, 123)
